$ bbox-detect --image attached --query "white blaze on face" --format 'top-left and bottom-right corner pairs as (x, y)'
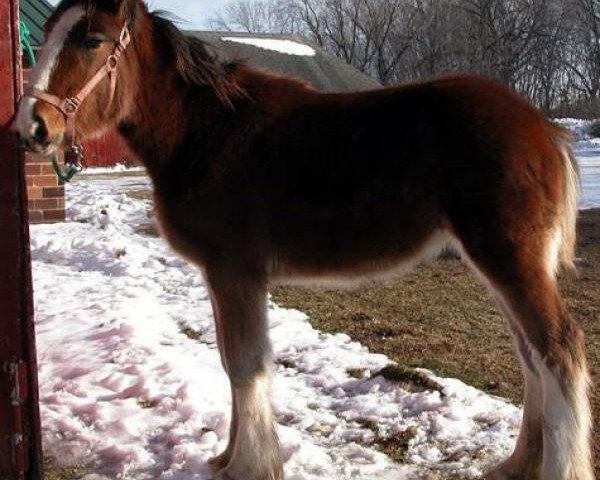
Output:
(16, 6), (85, 138)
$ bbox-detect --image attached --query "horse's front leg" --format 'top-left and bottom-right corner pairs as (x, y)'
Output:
(205, 267), (282, 480)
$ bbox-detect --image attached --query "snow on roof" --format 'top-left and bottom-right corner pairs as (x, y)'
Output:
(221, 36), (316, 57)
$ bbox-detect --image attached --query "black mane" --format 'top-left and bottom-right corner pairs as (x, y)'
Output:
(150, 12), (244, 107)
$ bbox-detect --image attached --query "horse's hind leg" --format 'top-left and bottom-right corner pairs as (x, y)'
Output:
(456, 232), (593, 480)
(486, 312), (543, 479)
(205, 267), (282, 480)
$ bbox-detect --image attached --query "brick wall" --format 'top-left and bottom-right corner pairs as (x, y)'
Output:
(24, 68), (66, 224)
(26, 153), (65, 223)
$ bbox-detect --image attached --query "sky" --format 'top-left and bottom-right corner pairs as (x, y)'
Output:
(48, 0), (230, 29)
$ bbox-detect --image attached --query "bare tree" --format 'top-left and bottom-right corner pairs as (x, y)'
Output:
(289, 0), (417, 84)
(563, 0), (600, 107)
(213, 0), (600, 115)
(210, 0), (298, 33)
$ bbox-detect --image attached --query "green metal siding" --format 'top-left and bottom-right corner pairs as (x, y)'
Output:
(19, 0), (53, 47)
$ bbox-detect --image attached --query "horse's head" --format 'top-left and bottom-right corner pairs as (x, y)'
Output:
(16, 0), (141, 155)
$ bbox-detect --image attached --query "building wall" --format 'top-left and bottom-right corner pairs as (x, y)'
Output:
(85, 131), (136, 168)
(25, 152), (65, 223)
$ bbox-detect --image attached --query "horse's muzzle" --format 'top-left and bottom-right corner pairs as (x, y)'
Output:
(18, 113), (60, 155)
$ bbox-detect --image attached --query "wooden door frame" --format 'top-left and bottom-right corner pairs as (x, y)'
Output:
(0, 0), (44, 478)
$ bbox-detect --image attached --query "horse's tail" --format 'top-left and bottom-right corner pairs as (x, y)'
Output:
(552, 125), (580, 273)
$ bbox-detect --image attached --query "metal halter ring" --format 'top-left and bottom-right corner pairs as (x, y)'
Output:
(107, 54), (119, 71)
(64, 97), (80, 114)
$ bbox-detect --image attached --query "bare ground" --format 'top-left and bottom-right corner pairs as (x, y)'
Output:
(272, 209), (600, 476)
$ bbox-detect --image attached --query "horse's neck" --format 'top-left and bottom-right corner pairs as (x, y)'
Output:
(118, 50), (313, 183)
(118, 66), (224, 180)
(118, 83), (184, 176)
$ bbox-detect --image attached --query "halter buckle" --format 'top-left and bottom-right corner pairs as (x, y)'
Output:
(65, 143), (84, 169)
(64, 97), (81, 115)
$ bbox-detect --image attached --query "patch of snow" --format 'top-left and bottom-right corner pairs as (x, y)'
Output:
(555, 118), (595, 141)
(555, 118), (600, 209)
(31, 175), (522, 478)
(575, 142), (600, 209)
(222, 37), (316, 56)
(80, 163), (146, 175)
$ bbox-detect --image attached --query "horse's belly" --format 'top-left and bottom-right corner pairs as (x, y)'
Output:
(270, 228), (452, 287)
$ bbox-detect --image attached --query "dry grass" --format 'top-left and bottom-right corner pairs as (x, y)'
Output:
(273, 208), (600, 475)
(44, 459), (87, 480)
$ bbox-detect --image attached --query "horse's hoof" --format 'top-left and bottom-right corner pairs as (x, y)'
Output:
(213, 462), (283, 480)
(485, 464), (537, 480)
(208, 449), (231, 480)
(211, 470), (279, 480)
(208, 452), (229, 470)
(485, 470), (510, 480)
(208, 466), (234, 480)
(211, 473), (233, 480)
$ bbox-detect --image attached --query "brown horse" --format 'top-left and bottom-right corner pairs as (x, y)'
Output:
(16, 1), (593, 479)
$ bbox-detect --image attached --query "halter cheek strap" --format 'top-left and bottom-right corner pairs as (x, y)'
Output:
(24, 23), (131, 168)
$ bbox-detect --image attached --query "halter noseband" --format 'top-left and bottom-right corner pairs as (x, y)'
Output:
(25, 23), (131, 169)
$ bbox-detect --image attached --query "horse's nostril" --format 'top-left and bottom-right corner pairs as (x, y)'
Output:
(18, 135), (30, 151)
(32, 114), (49, 145)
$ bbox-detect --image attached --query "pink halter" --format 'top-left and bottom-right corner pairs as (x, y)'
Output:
(24, 23), (131, 167)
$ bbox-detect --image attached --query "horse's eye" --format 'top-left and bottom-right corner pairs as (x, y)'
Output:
(82, 37), (103, 50)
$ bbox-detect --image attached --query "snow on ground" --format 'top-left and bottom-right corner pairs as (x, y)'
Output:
(551, 118), (600, 209)
(574, 138), (600, 210)
(221, 37), (316, 56)
(31, 177), (523, 480)
(555, 118), (593, 141)
(79, 163), (146, 175)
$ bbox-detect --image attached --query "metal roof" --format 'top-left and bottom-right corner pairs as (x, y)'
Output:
(20, 0), (53, 47)
(190, 31), (381, 93)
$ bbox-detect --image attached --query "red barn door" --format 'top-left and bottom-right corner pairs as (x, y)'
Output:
(0, 1), (43, 479)
(84, 131), (136, 168)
